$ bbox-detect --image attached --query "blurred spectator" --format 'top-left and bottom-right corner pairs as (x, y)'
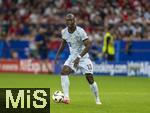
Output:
(0, 0), (149, 41)
(28, 30), (37, 59)
(10, 50), (18, 59)
(0, 0), (149, 61)
(35, 27), (51, 73)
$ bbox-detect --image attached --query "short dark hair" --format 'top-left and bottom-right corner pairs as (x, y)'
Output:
(66, 13), (75, 19)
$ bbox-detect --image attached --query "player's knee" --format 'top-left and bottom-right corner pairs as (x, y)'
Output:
(61, 69), (69, 75)
(61, 66), (71, 75)
(85, 74), (94, 84)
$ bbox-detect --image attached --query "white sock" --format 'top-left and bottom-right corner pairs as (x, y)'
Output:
(90, 81), (101, 102)
(61, 76), (70, 99)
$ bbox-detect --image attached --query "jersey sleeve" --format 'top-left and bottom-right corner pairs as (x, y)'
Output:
(80, 28), (88, 41)
(61, 29), (66, 40)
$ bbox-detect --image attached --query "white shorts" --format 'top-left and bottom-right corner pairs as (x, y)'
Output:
(64, 55), (93, 75)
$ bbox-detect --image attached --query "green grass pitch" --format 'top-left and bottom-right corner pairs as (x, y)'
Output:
(0, 73), (150, 113)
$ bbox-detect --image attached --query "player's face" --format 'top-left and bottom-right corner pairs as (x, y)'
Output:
(66, 18), (75, 28)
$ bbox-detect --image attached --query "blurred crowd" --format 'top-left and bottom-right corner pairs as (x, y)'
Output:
(0, 0), (149, 42)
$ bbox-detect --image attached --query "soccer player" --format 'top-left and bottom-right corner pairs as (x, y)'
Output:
(55, 13), (102, 105)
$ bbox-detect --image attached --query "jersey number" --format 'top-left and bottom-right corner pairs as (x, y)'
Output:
(87, 64), (92, 70)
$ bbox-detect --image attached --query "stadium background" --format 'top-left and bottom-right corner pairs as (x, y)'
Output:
(0, 0), (149, 76)
(0, 0), (150, 113)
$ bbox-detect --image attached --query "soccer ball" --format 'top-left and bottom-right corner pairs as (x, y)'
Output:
(52, 91), (64, 103)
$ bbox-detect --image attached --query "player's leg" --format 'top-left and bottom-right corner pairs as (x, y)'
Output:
(61, 55), (76, 104)
(61, 65), (74, 104)
(79, 58), (102, 105)
(85, 73), (102, 105)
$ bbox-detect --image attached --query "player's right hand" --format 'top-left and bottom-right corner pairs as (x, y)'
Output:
(73, 57), (80, 68)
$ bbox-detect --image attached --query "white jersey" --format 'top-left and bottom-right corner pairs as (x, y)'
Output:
(61, 26), (89, 58)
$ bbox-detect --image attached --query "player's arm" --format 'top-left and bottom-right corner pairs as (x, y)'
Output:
(73, 38), (91, 68)
(55, 39), (67, 63)
(79, 38), (91, 57)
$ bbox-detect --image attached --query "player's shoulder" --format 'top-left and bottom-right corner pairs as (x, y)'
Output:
(76, 26), (87, 36)
(61, 27), (68, 35)
(76, 26), (86, 32)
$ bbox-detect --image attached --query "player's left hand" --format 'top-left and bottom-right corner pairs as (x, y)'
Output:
(73, 57), (80, 68)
